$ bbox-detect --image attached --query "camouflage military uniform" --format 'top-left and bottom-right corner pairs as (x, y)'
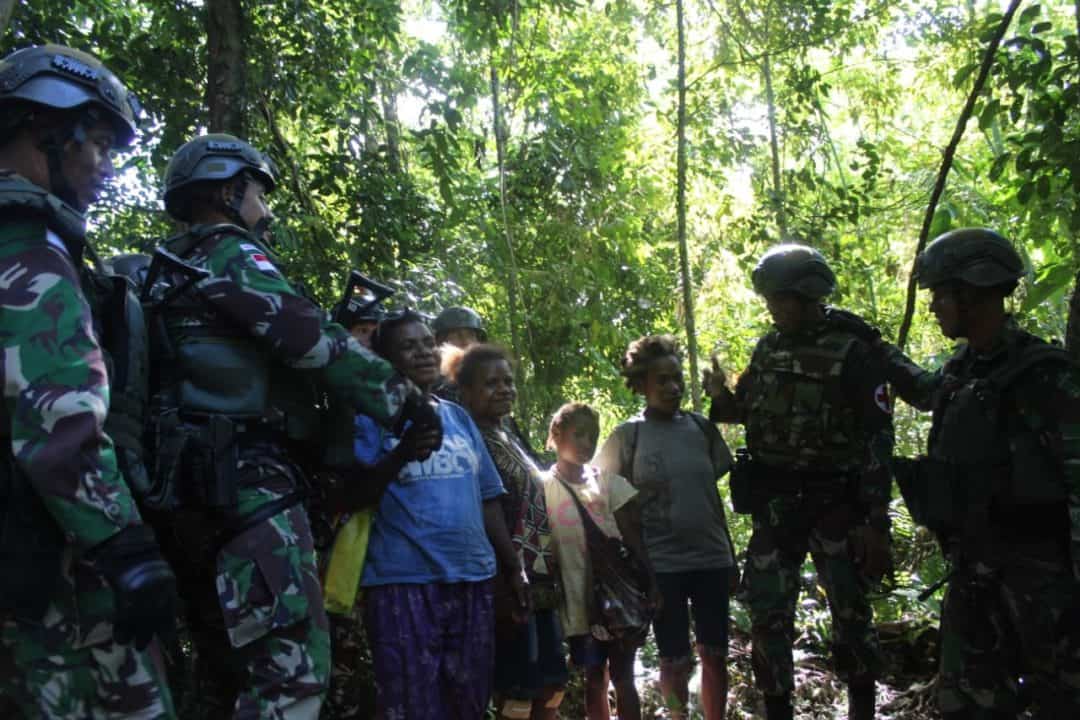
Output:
(711, 315), (893, 698)
(152, 223), (409, 719)
(0, 176), (175, 718)
(881, 318), (1080, 716)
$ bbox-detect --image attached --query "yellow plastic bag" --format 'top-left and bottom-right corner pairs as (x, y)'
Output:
(322, 508), (374, 614)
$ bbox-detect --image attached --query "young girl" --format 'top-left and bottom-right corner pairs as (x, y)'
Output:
(597, 334), (736, 720)
(543, 403), (655, 720)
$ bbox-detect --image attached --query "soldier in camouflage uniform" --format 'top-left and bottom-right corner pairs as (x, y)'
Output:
(707, 245), (893, 720)
(150, 133), (434, 719)
(0, 45), (178, 718)
(869, 228), (1080, 719)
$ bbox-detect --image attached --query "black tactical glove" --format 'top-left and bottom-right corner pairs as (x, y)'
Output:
(88, 525), (177, 651)
(824, 306), (882, 343)
(393, 422), (443, 463)
(395, 392), (443, 449)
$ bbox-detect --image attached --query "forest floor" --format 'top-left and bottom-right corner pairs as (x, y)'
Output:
(560, 622), (949, 719)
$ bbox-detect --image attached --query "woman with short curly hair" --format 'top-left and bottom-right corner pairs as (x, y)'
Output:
(597, 334), (738, 720)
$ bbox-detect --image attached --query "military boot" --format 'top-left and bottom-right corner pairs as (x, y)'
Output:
(764, 692), (793, 720)
(847, 681), (875, 719)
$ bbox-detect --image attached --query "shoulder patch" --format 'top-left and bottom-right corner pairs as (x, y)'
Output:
(873, 383), (892, 414)
(239, 242), (280, 276)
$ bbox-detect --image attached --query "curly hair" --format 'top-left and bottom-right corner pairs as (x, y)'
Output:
(452, 344), (513, 389)
(546, 402), (600, 451)
(620, 334), (682, 393)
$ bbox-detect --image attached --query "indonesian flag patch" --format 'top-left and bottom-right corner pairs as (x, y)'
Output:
(240, 243), (280, 275)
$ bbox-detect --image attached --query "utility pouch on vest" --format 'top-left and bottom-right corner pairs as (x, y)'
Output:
(176, 338), (269, 417)
(730, 448), (762, 515)
(0, 452), (65, 621)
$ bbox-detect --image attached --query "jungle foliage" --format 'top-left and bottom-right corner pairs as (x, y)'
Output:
(10, 0), (1080, 659)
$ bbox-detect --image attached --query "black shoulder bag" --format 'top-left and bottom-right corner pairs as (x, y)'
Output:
(556, 471), (652, 639)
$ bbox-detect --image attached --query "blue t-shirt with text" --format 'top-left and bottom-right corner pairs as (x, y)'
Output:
(358, 400), (505, 586)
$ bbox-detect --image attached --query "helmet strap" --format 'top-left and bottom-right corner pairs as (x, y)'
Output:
(221, 171), (250, 229)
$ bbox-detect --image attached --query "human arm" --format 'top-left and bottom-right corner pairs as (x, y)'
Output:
(1, 236), (175, 643)
(613, 498), (662, 610)
(332, 423), (442, 512)
(195, 233), (410, 425)
(705, 355), (749, 424)
(483, 498), (529, 621)
(0, 237), (138, 548)
(848, 342), (895, 581)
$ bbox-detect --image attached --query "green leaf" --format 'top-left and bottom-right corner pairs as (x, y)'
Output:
(952, 63), (978, 89)
(1022, 263), (1074, 311)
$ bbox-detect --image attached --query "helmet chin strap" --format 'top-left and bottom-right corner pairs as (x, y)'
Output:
(223, 172), (250, 229)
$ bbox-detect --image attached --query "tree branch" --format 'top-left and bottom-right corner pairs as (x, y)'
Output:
(896, 0), (1024, 350)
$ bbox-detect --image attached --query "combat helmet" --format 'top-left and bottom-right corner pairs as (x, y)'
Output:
(914, 228), (1025, 291)
(0, 44), (141, 147)
(751, 244), (837, 299)
(433, 306), (487, 342)
(163, 134), (276, 223)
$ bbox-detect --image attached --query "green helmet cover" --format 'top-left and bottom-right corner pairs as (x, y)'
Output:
(164, 134), (276, 221)
(752, 244), (837, 299)
(914, 228), (1025, 290)
(433, 306), (486, 340)
(0, 44), (140, 147)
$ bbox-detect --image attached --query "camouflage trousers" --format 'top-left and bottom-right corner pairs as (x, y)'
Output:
(938, 544), (1080, 717)
(740, 494), (882, 695)
(0, 548), (175, 719)
(161, 451), (330, 719)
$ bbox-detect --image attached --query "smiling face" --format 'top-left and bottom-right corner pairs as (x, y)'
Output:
(61, 118), (116, 211)
(642, 354), (684, 416)
(460, 358), (516, 426)
(386, 320), (441, 389)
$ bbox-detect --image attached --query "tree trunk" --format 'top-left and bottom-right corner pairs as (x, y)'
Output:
(675, 0), (702, 412)
(1071, 0), (1080, 359)
(0, 0), (16, 39)
(895, 0), (1023, 350)
(490, 55), (531, 424)
(206, 0), (247, 136)
(762, 52), (787, 239)
(381, 79), (404, 176)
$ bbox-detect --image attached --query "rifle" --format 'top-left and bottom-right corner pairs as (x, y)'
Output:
(332, 270), (394, 326)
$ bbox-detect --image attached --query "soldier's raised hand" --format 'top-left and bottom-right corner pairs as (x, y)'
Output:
(702, 356), (728, 399)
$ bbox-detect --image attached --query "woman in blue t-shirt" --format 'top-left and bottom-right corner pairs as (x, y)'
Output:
(353, 311), (525, 720)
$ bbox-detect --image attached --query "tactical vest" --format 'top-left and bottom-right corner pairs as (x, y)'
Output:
(0, 177), (85, 618)
(158, 226), (321, 445)
(929, 339), (1071, 507)
(745, 328), (862, 470)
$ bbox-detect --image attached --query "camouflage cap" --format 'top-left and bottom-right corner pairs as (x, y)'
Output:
(751, 244), (837, 299)
(433, 306), (486, 340)
(164, 134), (276, 221)
(0, 44), (141, 147)
(914, 228), (1025, 290)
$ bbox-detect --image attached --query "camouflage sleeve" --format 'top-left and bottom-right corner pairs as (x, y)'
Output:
(848, 342), (895, 527)
(870, 339), (941, 412)
(196, 233), (408, 425)
(0, 232), (139, 549)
